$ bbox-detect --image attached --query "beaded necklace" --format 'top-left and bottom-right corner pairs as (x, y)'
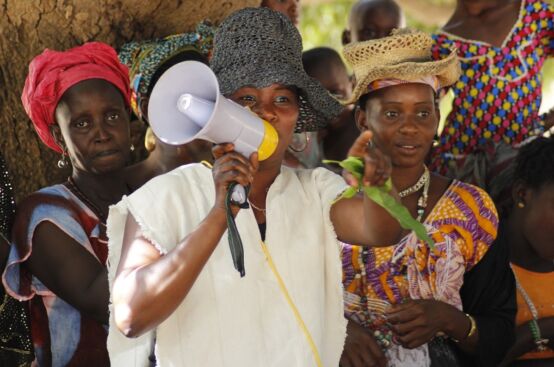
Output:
(398, 166), (430, 198)
(354, 167), (432, 348)
(65, 177), (108, 224)
(398, 166), (431, 221)
(356, 246), (398, 349)
(416, 168), (431, 221)
(511, 265), (550, 351)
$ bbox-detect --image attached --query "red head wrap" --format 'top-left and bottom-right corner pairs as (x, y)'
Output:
(21, 42), (131, 153)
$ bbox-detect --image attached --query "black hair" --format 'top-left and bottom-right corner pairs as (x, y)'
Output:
(513, 135), (554, 189)
(147, 49), (208, 96)
(357, 93), (371, 110)
(302, 47), (345, 77)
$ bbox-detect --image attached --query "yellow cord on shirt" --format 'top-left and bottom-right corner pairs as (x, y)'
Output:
(202, 161), (321, 364)
(260, 241), (323, 367)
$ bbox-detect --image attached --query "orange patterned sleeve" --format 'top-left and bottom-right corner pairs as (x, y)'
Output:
(434, 182), (499, 271)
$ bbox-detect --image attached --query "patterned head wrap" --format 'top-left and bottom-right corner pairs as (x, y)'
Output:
(21, 42), (131, 153)
(118, 22), (215, 116)
(367, 76), (441, 94)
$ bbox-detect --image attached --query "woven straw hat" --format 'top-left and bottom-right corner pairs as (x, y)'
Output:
(211, 7), (342, 132)
(343, 28), (461, 105)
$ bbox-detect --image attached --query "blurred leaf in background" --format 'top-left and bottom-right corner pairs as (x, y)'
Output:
(300, 0), (355, 51)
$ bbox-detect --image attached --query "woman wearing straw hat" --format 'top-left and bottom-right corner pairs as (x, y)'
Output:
(107, 7), (404, 367)
(340, 29), (515, 367)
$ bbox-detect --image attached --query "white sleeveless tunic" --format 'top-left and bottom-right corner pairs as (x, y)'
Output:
(107, 164), (348, 367)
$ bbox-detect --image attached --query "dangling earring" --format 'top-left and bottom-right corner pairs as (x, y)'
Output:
(289, 131), (310, 153)
(130, 144), (135, 152)
(517, 201), (525, 208)
(57, 152), (69, 169)
(433, 134), (440, 147)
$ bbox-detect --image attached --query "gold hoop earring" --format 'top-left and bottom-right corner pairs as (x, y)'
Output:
(288, 131), (310, 153)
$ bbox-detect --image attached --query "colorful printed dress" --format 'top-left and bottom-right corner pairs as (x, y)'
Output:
(430, 0), (553, 192)
(342, 181), (498, 366)
(2, 184), (109, 367)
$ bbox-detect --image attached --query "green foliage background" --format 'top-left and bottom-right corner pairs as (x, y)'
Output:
(298, 0), (554, 113)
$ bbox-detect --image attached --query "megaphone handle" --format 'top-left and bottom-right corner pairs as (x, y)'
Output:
(225, 182), (250, 277)
(230, 184), (249, 206)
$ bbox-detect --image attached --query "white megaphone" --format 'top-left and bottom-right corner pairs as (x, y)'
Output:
(148, 61), (279, 204)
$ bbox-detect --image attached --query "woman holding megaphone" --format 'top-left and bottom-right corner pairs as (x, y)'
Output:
(107, 8), (403, 367)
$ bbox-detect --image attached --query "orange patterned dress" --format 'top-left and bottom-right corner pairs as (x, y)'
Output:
(342, 180), (498, 362)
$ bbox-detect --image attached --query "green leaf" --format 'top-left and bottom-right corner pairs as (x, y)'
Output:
(324, 157), (364, 181)
(325, 158), (436, 251)
(331, 186), (358, 205)
(337, 156), (364, 175)
(363, 184), (435, 251)
(342, 186), (358, 199)
(322, 160), (343, 165)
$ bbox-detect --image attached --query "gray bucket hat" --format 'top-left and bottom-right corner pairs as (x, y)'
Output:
(210, 7), (342, 132)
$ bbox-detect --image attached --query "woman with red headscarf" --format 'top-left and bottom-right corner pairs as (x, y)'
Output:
(2, 42), (132, 366)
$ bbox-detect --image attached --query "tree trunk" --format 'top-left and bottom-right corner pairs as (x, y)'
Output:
(0, 0), (259, 201)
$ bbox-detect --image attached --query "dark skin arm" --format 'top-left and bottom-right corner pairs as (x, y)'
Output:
(340, 318), (387, 367)
(331, 131), (402, 247)
(501, 317), (554, 366)
(26, 221), (109, 324)
(113, 144), (258, 337)
(113, 207), (228, 337)
(114, 132), (398, 337)
(386, 299), (478, 352)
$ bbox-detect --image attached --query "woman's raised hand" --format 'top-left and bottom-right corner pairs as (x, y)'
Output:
(345, 131), (392, 188)
(211, 143), (259, 213)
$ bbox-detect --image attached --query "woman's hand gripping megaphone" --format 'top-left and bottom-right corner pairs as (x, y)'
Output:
(212, 143), (259, 215)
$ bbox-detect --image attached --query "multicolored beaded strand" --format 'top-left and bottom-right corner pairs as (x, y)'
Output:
(511, 265), (550, 352)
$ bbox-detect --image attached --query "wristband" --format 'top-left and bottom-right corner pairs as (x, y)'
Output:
(452, 313), (477, 343)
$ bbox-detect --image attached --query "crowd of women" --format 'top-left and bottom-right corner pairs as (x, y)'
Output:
(0, 0), (553, 366)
